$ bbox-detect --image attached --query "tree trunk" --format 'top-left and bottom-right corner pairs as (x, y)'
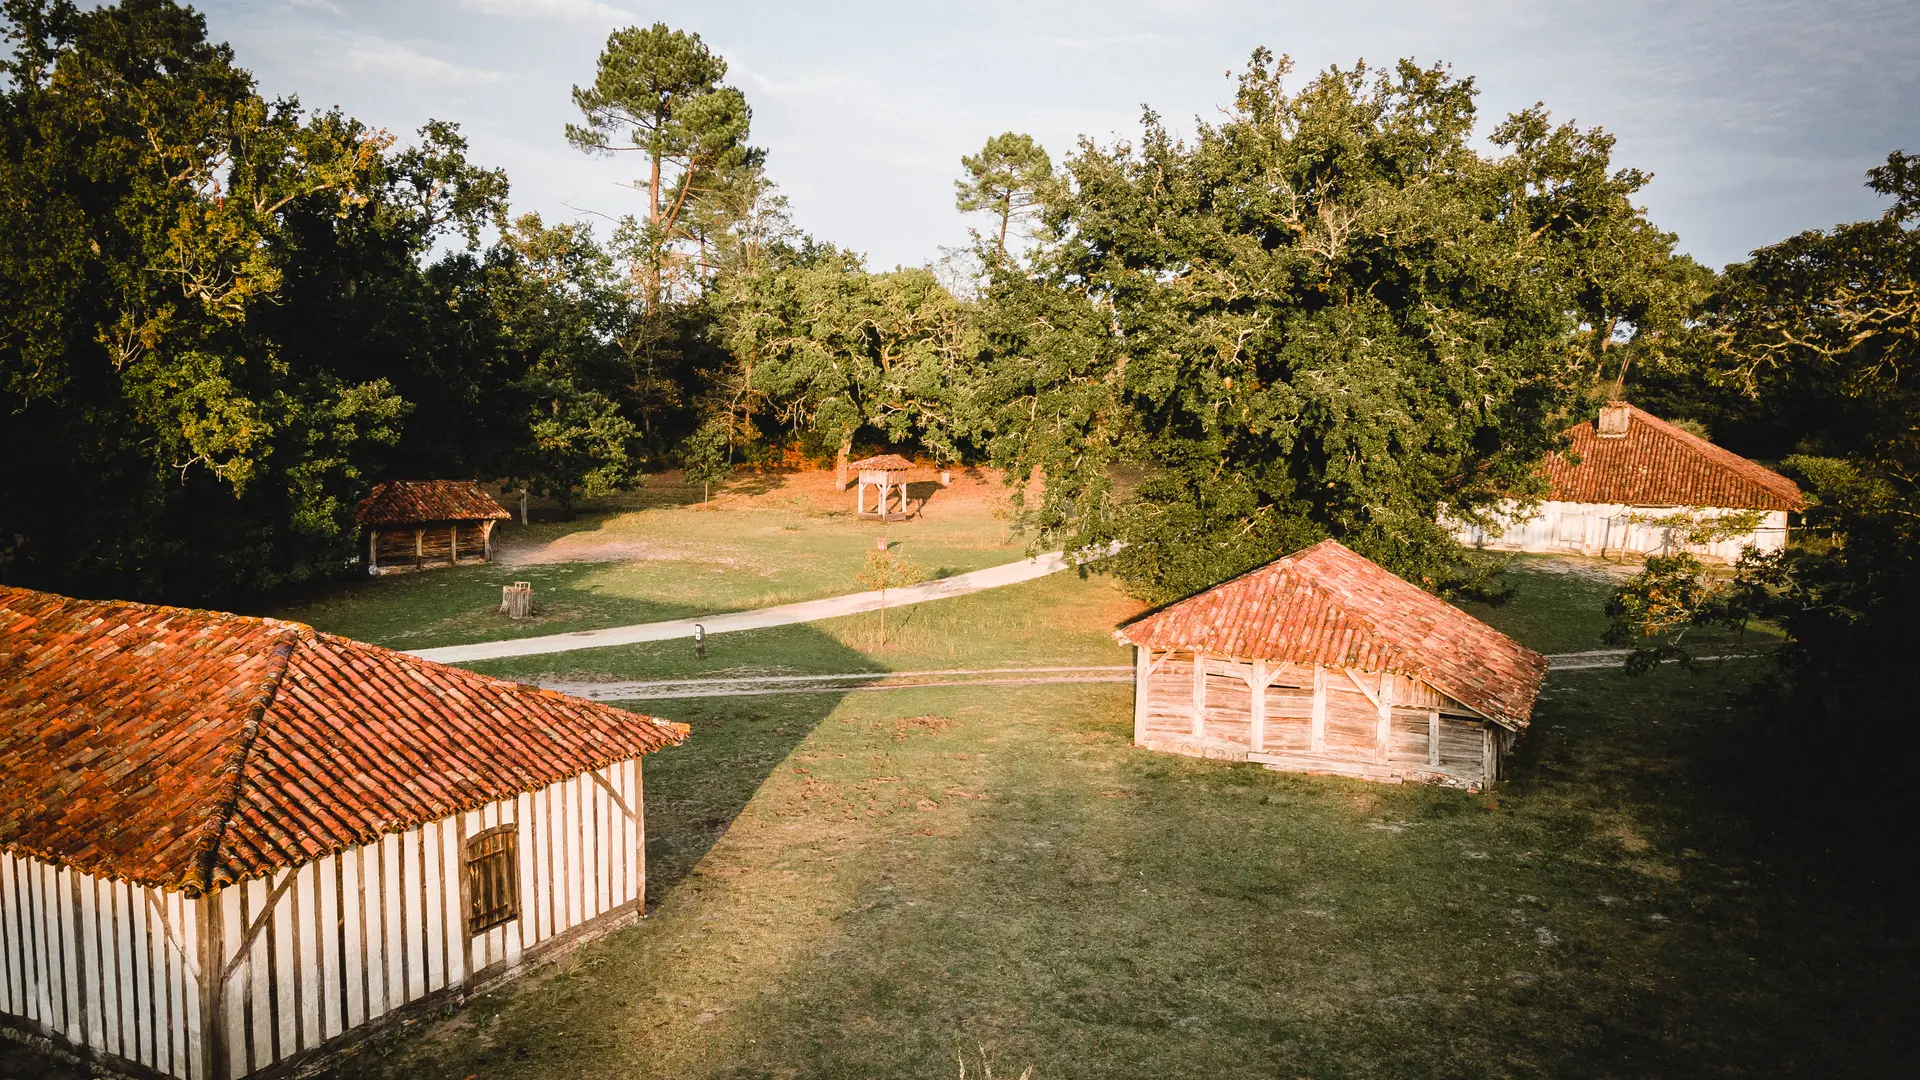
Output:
(835, 436), (853, 490)
(647, 145), (663, 314)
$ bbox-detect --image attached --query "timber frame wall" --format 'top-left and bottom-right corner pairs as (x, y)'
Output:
(1, 760), (645, 1079)
(367, 518), (498, 576)
(1130, 647), (1512, 790)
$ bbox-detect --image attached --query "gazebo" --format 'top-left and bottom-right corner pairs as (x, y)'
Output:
(848, 454), (915, 520)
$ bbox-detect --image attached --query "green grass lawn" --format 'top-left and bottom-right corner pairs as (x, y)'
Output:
(268, 471), (1027, 650)
(297, 556), (1911, 1080)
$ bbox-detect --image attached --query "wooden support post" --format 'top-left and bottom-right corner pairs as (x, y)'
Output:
(1250, 658), (1267, 753)
(1427, 708), (1441, 768)
(1481, 726), (1497, 787)
(484, 519), (494, 562)
(857, 480), (866, 515)
(199, 890), (228, 1080)
(1375, 673), (1393, 763)
(1191, 651), (1207, 738)
(414, 527), (423, 568)
(1133, 647), (1150, 746)
(1310, 665), (1327, 752)
(450, 523), (459, 563)
(368, 529), (378, 572)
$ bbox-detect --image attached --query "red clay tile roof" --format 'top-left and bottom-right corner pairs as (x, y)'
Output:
(1545, 405), (1804, 511)
(0, 586), (687, 894)
(847, 454), (914, 472)
(1114, 540), (1546, 729)
(355, 480), (511, 526)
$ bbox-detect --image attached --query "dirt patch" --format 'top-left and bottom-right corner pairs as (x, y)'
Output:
(497, 537), (687, 567)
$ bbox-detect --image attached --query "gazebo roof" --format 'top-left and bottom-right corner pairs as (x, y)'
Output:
(848, 454), (914, 473)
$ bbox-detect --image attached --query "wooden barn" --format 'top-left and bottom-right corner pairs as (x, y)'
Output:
(847, 454), (915, 520)
(1453, 402), (1805, 562)
(1115, 540), (1547, 790)
(355, 480), (511, 575)
(0, 586), (687, 1079)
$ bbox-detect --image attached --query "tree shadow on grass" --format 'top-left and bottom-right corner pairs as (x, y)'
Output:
(606, 624), (873, 904)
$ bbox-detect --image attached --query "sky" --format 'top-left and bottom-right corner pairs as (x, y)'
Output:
(199, 0), (1919, 272)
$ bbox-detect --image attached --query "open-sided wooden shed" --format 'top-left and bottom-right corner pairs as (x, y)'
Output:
(355, 480), (511, 575)
(1114, 540), (1547, 790)
(0, 586), (687, 1079)
(847, 454), (915, 521)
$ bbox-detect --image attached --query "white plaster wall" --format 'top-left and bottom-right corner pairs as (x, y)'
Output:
(1452, 501), (1789, 563)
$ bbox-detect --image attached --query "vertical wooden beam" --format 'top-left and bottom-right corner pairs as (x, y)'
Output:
(198, 890), (227, 1080)
(367, 530), (377, 572)
(856, 480), (866, 515)
(1191, 651), (1207, 738)
(450, 524), (458, 564)
(1310, 665), (1327, 752)
(483, 519), (495, 562)
(1374, 673), (1393, 763)
(413, 528), (423, 569)
(1427, 708), (1441, 768)
(1132, 647), (1150, 746)
(1250, 658), (1267, 753)
(1481, 725), (1496, 787)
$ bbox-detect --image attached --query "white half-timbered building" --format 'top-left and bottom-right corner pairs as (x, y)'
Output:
(1115, 540), (1547, 790)
(1453, 402), (1805, 563)
(0, 586), (687, 1079)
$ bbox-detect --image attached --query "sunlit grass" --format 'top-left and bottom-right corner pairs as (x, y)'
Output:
(298, 552), (1906, 1079)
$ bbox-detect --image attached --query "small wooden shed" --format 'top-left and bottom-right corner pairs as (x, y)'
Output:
(847, 455), (915, 520)
(1114, 540), (1546, 790)
(0, 586), (688, 1079)
(355, 480), (511, 575)
(1453, 403), (1805, 562)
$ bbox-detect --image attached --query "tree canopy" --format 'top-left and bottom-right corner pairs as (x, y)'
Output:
(970, 51), (1696, 601)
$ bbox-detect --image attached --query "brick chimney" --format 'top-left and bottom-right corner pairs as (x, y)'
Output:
(1597, 401), (1632, 438)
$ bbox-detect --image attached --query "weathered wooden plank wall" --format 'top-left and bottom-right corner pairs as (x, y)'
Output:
(1, 852), (206, 1079)
(1133, 648), (1497, 786)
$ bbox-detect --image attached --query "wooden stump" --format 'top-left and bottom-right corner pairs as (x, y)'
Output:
(502, 581), (534, 619)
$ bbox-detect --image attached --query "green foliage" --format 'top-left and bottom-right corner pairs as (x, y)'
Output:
(0, 0), (434, 602)
(1691, 152), (1920, 776)
(0, 0), (663, 600)
(975, 50), (1694, 603)
(569, 22), (759, 309)
(487, 214), (645, 515)
(854, 546), (925, 643)
(955, 131), (1055, 258)
(715, 249), (981, 470)
(677, 418), (733, 504)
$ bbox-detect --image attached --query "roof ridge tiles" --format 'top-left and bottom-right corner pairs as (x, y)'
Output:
(180, 627), (303, 896)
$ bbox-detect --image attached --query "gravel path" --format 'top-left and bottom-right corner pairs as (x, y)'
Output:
(407, 547), (1113, 665)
